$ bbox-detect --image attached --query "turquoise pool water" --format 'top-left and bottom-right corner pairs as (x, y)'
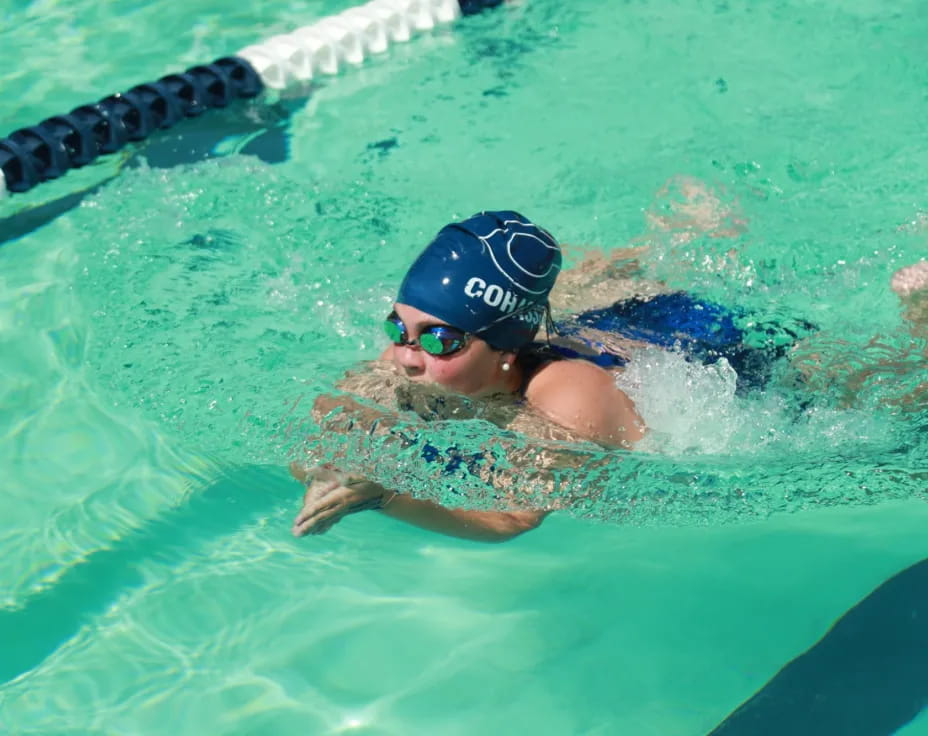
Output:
(1, 0), (927, 733)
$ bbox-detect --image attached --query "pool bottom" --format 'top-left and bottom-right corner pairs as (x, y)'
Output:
(1, 486), (926, 735)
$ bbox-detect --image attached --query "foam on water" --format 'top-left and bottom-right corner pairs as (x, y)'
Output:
(618, 347), (743, 455)
(616, 346), (903, 459)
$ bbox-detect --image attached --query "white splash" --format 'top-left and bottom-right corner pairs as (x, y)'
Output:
(616, 346), (744, 455)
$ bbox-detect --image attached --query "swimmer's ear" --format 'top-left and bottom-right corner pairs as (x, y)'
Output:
(499, 351), (518, 372)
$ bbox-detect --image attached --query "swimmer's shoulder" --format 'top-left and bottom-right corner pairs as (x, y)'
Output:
(523, 359), (617, 402)
(523, 359), (645, 447)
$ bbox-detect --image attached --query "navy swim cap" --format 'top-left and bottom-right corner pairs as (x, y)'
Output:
(396, 210), (561, 350)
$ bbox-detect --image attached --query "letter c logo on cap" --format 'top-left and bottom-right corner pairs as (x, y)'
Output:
(464, 277), (486, 298)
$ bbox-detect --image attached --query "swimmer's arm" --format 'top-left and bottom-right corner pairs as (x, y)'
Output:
(790, 337), (928, 410)
(304, 362), (634, 538)
(290, 465), (546, 542)
(378, 496), (548, 543)
(525, 359), (646, 448)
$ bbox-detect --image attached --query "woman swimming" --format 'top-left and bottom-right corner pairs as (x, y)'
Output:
(291, 209), (928, 541)
(292, 210), (644, 541)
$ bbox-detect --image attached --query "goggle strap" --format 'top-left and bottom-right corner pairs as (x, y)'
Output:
(473, 300), (546, 334)
(544, 303), (561, 342)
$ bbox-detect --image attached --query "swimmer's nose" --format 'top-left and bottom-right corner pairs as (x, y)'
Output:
(394, 342), (426, 376)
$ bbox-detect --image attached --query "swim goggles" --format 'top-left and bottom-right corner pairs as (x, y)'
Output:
(383, 312), (469, 356)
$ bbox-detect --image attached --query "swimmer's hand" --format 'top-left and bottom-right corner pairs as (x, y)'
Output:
(290, 463), (391, 537)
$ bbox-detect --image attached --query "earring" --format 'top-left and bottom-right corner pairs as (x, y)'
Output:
(501, 362), (511, 372)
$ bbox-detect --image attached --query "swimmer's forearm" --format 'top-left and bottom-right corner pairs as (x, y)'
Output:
(378, 495), (547, 543)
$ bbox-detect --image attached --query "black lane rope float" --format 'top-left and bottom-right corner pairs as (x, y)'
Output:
(0, 59), (261, 196)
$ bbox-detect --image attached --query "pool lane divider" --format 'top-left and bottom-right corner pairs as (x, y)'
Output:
(0, 0), (503, 199)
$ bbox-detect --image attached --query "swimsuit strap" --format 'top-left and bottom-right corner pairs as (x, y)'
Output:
(514, 343), (566, 397)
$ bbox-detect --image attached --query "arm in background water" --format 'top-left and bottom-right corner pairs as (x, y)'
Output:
(789, 262), (928, 410)
(884, 262), (928, 409)
(535, 176), (749, 315)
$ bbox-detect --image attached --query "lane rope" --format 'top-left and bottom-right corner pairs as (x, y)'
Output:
(0, 0), (503, 198)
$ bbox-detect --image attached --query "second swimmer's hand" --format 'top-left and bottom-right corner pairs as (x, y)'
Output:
(290, 463), (390, 537)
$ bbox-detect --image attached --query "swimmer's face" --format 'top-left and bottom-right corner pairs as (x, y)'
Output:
(384, 304), (513, 396)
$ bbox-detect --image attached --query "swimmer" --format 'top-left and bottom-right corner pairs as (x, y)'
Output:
(291, 209), (797, 542)
(293, 211), (644, 542)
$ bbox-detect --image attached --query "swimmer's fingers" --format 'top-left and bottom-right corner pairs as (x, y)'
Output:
(304, 470), (369, 507)
(292, 496), (342, 536)
(290, 476), (340, 537)
(303, 479), (340, 507)
(292, 482), (386, 537)
(292, 489), (345, 536)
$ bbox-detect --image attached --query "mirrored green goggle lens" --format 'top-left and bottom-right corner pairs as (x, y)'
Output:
(383, 319), (404, 343)
(419, 332), (450, 355)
